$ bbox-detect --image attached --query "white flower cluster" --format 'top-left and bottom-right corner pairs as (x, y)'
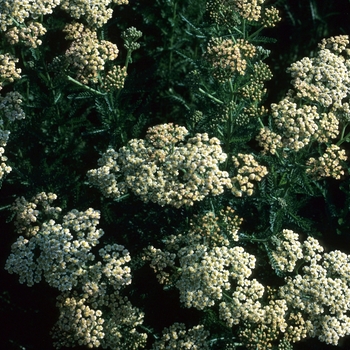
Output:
(176, 245), (256, 309)
(6, 196), (131, 292)
(144, 209), (250, 310)
(0, 0), (60, 31)
(6, 193), (144, 348)
(257, 36), (350, 156)
(234, 0), (265, 22)
(0, 0), (128, 31)
(269, 229), (303, 273)
(0, 91), (26, 121)
(88, 123), (231, 208)
(152, 323), (210, 350)
(52, 290), (147, 349)
(231, 153), (268, 197)
(271, 230), (350, 345)
(5, 21), (46, 48)
(11, 192), (62, 237)
(63, 22), (119, 84)
(60, 0), (128, 27)
(306, 144), (347, 180)
(287, 38), (350, 108)
(0, 53), (21, 89)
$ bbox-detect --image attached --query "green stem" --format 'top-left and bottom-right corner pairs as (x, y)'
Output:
(248, 25), (265, 41)
(169, 0), (178, 72)
(66, 75), (106, 96)
(198, 88), (224, 104)
(337, 122), (350, 146)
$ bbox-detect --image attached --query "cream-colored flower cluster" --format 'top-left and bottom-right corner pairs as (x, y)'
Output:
(152, 323), (210, 350)
(6, 196), (132, 293)
(88, 123), (231, 208)
(63, 22), (119, 84)
(231, 153), (268, 197)
(319, 35), (350, 54)
(257, 36), (350, 156)
(176, 245), (256, 309)
(6, 194), (144, 348)
(5, 21), (47, 48)
(0, 0), (128, 31)
(61, 0), (111, 28)
(0, 53), (21, 89)
(234, 0), (265, 21)
(143, 209), (253, 311)
(144, 208), (242, 286)
(306, 144), (347, 180)
(287, 37), (350, 108)
(256, 126), (283, 155)
(11, 192), (62, 237)
(103, 65), (127, 91)
(267, 230), (350, 345)
(0, 91), (26, 121)
(52, 290), (147, 349)
(279, 238), (350, 345)
(270, 96), (340, 152)
(269, 229), (303, 273)
(206, 38), (256, 81)
(0, 0), (60, 31)
(0, 144), (12, 179)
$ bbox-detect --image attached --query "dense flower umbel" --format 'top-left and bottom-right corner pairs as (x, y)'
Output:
(0, 0), (60, 31)
(6, 194), (145, 349)
(152, 323), (210, 350)
(143, 210), (254, 310)
(52, 291), (146, 349)
(269, 230), (350, 345)
(5, 21), (47, 48)
(230, 153), (268, 197)
(0, 0), (128, 31)
(206, 38), (256, 82)
(257, 36), (350, 157)
(60, 0), (128, 28)
(63, 22), (119, 84)
(306, 144), (347, 180)
(6, 194), (132, 292)
(88, 123), (231, 208)
(0, 91), (26, 121)
(0, 53), (21, 89)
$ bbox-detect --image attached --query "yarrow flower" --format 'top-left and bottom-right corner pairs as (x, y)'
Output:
(5, 21), (47, 48)
(287, 37), (350, 108)
(88, 123), (231, 208)
(206, 38), (256, 82)
(231, 153), (268, 197)
(0, 91), (26, 121)
(0, 53), (21, 89)
(52, 290), (146, 349)
(63, 22), (119, 84)
(152, 323), (210, 349)
(6, 193), (146, 349)
(306, 144), (347, 180)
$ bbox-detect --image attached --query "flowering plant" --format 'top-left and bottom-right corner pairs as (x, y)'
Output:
(1, 0), (350, 349)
